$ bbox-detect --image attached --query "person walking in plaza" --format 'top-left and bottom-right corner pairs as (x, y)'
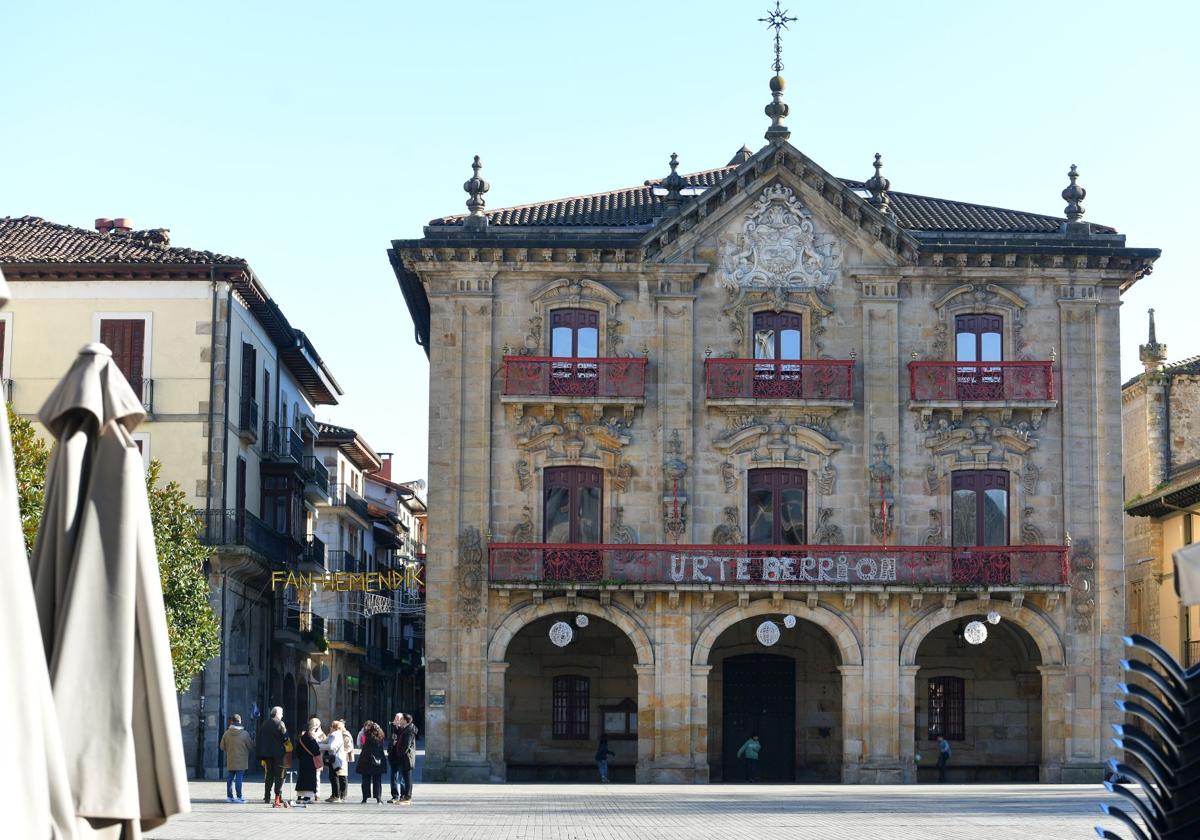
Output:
(395, 713), (418, 804)
(219, 714), (253, 803)
(387, 712), (406, 803)
(325, 720), (351, 802)
(595, 735), (615, 783)
(736, 733), (761, 782)
(357, 721), (387, 803)
(936, 735), (951, 783)
(296, 717), (325, 803)
(256, 706), (288, 806)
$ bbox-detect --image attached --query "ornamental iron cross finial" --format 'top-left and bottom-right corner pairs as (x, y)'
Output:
(759, 1), (797, 74)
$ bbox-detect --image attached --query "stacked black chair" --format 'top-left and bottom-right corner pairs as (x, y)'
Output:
(1098, 633), (1200, 839)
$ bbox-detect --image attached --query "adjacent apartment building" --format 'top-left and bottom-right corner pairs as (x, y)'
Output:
(389, 76), (1159, 783)
(1123, 311), (1200, 666)
(0, 215), (423, 777)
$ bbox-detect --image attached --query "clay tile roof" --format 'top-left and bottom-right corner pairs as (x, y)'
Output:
(428, 164), (1116, 235)
(0, 215), (244, 264)
(429, 164), (739, 228)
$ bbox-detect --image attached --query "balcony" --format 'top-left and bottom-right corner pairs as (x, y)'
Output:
(330, 482), (370, 523)
(196, 508), (296, 568)
(299, 535), (326, 573)
(487, 543), (1070, 588)
(501, 356), (647, 418)
(327, 549), (363, 573)
(302, 455), (330, 502)
(908, 361), (1056, 424)
(238, 397), (259, 444)
(326, 618), (367, 651)
(705, 358), (855, 405)
(129, 377), (154, 414)
(263, 422), (303, 463)
(274, 598), (302, 637)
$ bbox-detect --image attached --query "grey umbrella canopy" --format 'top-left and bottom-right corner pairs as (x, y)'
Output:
(30, 342), (189, 838)
(0, 269), (76, 838)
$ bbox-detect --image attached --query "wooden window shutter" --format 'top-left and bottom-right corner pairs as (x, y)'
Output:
(100, 319), (145, 391)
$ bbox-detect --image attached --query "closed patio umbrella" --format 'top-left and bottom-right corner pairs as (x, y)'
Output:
(30, 342), (189, 838)
(0, 269), (75, 838)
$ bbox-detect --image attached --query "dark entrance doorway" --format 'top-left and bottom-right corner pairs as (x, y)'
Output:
(722, 654), (796, 782)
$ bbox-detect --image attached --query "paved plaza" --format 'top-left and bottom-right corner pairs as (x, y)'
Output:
(154, 781), (1118, 840)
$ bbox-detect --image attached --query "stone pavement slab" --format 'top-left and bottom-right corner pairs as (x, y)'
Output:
(150, 782), (1122, 840)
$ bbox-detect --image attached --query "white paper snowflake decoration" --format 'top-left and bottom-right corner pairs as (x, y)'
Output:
(756, 620), (781, 647)
(783, 615), (797, 629)
(986, 611), (1001, 625)
(575, 614), (589, 628)
(964, 620), (988, 645)
(549, 621), (574, 647)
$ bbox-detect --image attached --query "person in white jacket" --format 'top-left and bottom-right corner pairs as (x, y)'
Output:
(325, 721), (350, 802)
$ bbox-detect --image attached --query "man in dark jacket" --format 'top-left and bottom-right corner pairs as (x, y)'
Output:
(396, 713), (418, 803)
(386, 712), (405, 803)
(255, 706), (288, 804)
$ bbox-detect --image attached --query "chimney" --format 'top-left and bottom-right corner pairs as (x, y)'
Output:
(379, 452), (393, 481)
(112, 218), (132, 234)
(94, 218), (114, 234)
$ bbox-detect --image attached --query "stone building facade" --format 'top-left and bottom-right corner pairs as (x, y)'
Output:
(1123, 312), (1200, 666)
(389, 82), (1159, 783)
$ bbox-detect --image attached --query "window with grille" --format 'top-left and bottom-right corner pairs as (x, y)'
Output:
(552, 674), (590, 740)
(927, 676), (965, 741)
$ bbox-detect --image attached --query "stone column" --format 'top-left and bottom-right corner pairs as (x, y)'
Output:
(898, 664), (920, 783)
(423, 271), (495, 781)
(690, 664), (712, 783)
(485, 661), (509, 781)
(1038, 664), (1068, 782)
(838, 663), (865, 782)
(634, 663), (656, 782)
(649, 593), (695, 782)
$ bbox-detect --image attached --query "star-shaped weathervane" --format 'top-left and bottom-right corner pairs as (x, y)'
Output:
(758, 1), (797, 74)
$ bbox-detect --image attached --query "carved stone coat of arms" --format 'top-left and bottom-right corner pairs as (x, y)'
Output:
(717, 183), (839, 293)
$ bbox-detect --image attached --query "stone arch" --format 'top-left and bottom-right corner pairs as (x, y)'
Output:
(899, 600), (1064, 667)
(488, 596), (654, 667)
(692, 598), (863, 667)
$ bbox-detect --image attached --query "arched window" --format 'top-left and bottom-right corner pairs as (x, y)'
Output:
(552, 674), (590, 740)
(951, 470), (1008, 546)
(549, 309), (599, 396)
(543, 466), (602, 544)
(747, 468), (806, 544)
(955, 314), (1002, 399)
(752, 311), (802, 398)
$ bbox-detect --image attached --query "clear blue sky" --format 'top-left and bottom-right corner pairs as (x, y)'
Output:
(4, 1), (1196, 482)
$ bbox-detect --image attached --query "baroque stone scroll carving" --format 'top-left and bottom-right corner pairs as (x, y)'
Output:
(1070, 538), (1097, 632)
(456, 527), (484, 628)
(717, 183), (841, 294)
(711, 507), (744, 545)
(813, 508), (843, 545)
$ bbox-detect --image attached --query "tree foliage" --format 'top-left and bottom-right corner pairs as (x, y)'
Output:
(9, 405), (220, 692)
(8, 405), (49, 555)
(145, 460), (221, 692)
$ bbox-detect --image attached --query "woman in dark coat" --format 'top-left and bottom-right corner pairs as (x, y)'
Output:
(296, 717), (324, 802)
(356, 721), (387, 803)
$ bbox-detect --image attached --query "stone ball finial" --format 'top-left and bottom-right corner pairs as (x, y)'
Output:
(1062, 163), (1086, 223)
(464, 155), (490, 217)
(764, 75), (790, 142)
(865, 152), (891, 213)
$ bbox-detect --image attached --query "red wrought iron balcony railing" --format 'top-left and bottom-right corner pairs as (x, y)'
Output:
(908, 361), (1054, 402)
(705, 358), (855, 401)
(488, 543), (1069, 587)
(502, 356), (647, 399)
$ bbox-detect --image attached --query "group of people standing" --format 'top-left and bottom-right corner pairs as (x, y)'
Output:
(219, 706), (419, 807)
